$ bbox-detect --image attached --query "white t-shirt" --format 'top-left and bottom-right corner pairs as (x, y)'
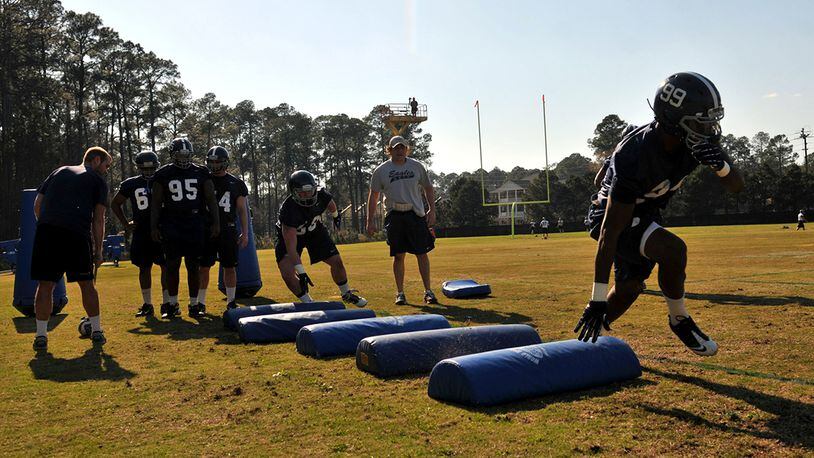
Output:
(540, 219), (549, 228)
(370, 157), (432, 217)
(799, 212), (806, 222)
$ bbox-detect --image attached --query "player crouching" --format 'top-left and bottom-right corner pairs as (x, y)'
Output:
(197, 146), (249, 312)
(275, 170), (367, 307)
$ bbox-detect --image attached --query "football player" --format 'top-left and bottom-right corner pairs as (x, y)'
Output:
(797, 209), (806, 231)
(197, 146), (249, 312)
(150, 138), (220, 319)
(111, 151), (168, 317)
(575, 72), (744, 356)
(539, 217), (549, 239)
(275, 170), (367, 307)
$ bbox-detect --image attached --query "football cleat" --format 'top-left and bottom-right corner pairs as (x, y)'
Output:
(394, 292), (407, 305)
(188, 303), (206, 318)
(226, 301), (238, 310)
(669, 315), (718, 356)
(342, 291), (368, 308)
(161, 302), (180, 319)
(90, 331), (106, 346)
(33, 335), (48, 351)
(135, 303), (154, 317)
(424, 290), (438, 305)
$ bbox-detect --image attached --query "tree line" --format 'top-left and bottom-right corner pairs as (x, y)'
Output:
(0, 0), (432, 240)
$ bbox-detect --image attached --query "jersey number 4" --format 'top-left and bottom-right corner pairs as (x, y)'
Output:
(168, 179), (198, 201)
(218, 191), (231, 213)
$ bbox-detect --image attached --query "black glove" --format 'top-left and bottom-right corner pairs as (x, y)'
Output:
(573, 301), (611, 343)
(333, 215), (341, 230)
(298, 271), (314, 295)
(691, 142), (725, 171)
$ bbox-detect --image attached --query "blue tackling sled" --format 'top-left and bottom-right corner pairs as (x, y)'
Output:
(441, 279), (491, 299)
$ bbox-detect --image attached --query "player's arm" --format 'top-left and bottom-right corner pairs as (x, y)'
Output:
(594, 159), (610, 188)
(283, 224), (314, 293)
(33, 193), (44, 220)
(365, 189), (380, 235)
(423, 183), (437, 227)
(236, 195), (249, 248)
(150, 182), (163, 242)
(203, 179), (220, 238)
(92, 203), (106, 268)
(326, 199), (341, 230)
(111, 193), (133, 233)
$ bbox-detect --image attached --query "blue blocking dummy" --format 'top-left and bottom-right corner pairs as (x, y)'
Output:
(356, 324), (541, 377)
(13, 189), (68, 317)
(427, 336), (641, 406)
(238, 308), (375, 343)
(223, 301), (344, 331)
(296, 314), (451, 358)
(218, 206), (262, 298)
(441, 279), (491, 299)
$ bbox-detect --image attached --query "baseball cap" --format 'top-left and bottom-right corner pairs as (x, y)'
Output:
(389, 136), (408, 148)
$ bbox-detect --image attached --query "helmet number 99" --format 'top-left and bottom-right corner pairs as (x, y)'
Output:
(659, 83), (686, 108)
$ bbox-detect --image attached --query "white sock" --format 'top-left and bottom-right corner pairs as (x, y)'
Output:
(189, 296), (198, 306)
(338, 281), (350, 295)
(665, 295), (689, 325)
(169, 295), (178, 305)
(141, 288), (152, 305)
(89, 315), (102, 333)
(162, 290), (170, 304)
(36, 319), (49, 338)
(226, 287), (236, 303)
(298, 293), (314, 303)
(197, 288), (208, 305)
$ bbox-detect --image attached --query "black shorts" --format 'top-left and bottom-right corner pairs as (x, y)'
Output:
(384, 210), (435, 256)
(798, 222), (805, 229)
(275, 224), (339, 264)
(201, 225), (239, 268)
(590, 213), (661, 283)
(31, 223), (94, 282)
(161, 218), (204, 261)
(130, 226), (165, 268)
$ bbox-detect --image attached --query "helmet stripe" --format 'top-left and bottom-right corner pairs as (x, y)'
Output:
(685, 72), (720, 109)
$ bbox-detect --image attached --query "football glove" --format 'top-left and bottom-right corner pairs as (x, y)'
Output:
(298, 271), (314, 295)
(691, 142), (726, 171)
(573, 300), (611, 343)
(333, 215), (341, 230)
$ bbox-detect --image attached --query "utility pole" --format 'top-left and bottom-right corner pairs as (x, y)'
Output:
(794, 128), (810, 174)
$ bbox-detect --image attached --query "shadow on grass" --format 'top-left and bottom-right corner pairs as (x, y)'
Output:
(642, 356), (814, 386)
(437, 378), (655, 414)
(641, 367), (814, 450)
(641, 290), (814, 307)
(234, 296), (278, 307)
(13, 314), (67, 334)
(126, 314), (239, 344)
(400, 300), (533, 326)
(29, 347), (135, 382)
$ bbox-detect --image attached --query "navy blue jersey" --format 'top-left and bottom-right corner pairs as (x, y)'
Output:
(37, 165), (109, 235)
(117, 175), (154, 226)
(211, 173), (249, 226)
(276, 189), (333, 236)
(152, 164), (211, 218)
(591, 121), (699, 220)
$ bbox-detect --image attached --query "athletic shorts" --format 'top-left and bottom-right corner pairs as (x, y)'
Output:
(30, 223), (94, 282)
(161, 217), (204, 261)
(275, 224), (339, 264)
(200, 225), (239, 268)
(590, 212), (661, 283)
(130, 226), (165, 268)
(384, 210), (435, 257)
(798, 222), (805, 229)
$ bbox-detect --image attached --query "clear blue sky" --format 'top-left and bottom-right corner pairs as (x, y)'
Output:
(63, 0), (814, 173)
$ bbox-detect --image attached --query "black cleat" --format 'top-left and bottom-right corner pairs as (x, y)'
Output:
(394, 292), (407, 305)
(226, 301), (238, 310)
(188, 303), (206, 317)
(342, 290), (368, 307)
(161, 302), (180, 319)
(424, 290), (439, 305)
(135, 303), (154, 317)
(33, 335), (48, 352)
(669, 315), (718, 356)
(90, 331), (106, 346)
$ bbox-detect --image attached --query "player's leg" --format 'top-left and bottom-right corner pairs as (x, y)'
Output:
(130, 229), (155, 316)
(76, 279), (105, 344)
(323, 254), (368, 307)
(275, 236), (311, 302)
(197, 232), (218, 313)
(184, 221), (205, 317)
(218, 226), (240, 309)
(644, 226), (718, 356)
(606, 279), (645, 323)
(405, 213), (437, 304)
(162, 256), (182, 318)
(416, 253), (437, 304)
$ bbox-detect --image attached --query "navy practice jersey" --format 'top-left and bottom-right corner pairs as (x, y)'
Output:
(211, 173), (249, 226)
(152, 164), (211, 217)
(591, 121), (701, 220)
(117, 175), (154, 225)
(37, 165), (109, 235)
(276, 189), (333, 236)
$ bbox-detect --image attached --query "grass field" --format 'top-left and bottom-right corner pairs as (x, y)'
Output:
(1, 224), (812, 456)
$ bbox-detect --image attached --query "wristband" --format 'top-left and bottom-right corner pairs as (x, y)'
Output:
(591, 282), (608, 302)
(294, 264), (306, 275)
(330, 210), (339, 218)
(715, 162), (731, 177)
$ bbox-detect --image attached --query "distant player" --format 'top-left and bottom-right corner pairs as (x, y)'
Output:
(275, 170), (367, 307)
(557, 217), (564, 233)
(197, 146), (249, 312)
(797, 209), (806, 231)
(31, 147), (112, 350)
(539, 217), (549, 239)
(367, 136), (438, 305)
(151, 138), (219, 319)
(575, 72), (744, 356)
(530, 220), (537, 236)
(111, 151), (168, 317)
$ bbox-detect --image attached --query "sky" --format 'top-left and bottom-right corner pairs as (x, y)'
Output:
(62, 0), (814, 173)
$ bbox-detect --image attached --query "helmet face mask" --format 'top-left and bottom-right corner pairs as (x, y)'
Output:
(288, 170), (318, 207)
(652, 72), (724, 148)
(169, 138), (194, 169)
(135, 151), (160, 178)
(206, 146), (230, 174)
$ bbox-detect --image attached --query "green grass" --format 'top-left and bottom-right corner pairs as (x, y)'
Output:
(1, 224), (812, 456)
